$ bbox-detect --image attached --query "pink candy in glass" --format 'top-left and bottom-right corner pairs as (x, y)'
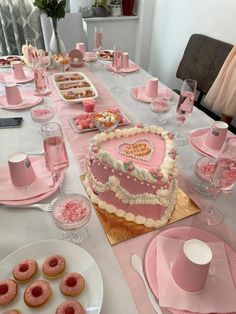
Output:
(83, 98), (96, 113)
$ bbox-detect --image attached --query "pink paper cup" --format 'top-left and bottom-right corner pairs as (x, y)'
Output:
(76, 42), (86, 55)
(5, 84), (22, 105)
(8, 152), (36, 188)
(123, 52), (129, 68)
(171, 239), (212, 293)
(205, 121), (228, 150)
(11, 61), (26, 80)
(145, 78), (158, 98)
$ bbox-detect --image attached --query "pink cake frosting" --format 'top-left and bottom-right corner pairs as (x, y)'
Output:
(85, 125), (178, 228)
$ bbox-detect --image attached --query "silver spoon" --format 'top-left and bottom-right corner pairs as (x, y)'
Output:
(131, 254), (163, 314)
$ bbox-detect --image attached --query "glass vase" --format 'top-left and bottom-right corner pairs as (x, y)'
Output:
(49, 17), (66, 55)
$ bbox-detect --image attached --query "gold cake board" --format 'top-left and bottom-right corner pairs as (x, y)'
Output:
(81, 176), (200, 245)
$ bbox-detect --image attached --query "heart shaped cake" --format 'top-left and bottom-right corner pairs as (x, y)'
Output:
(84, 125), (178, 228)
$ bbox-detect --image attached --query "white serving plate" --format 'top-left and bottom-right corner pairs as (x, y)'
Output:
(52, 72), (98, 104)
(0, 239), (103, 313)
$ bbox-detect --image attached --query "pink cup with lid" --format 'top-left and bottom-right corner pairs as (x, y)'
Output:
(11, 61), (26, 80)
(204, 121), (228, 150)
(5, 84), (22, 105)
(171, 239), (212, 293)
(8, 152), (36, 187)
(145, 78), (158, 98)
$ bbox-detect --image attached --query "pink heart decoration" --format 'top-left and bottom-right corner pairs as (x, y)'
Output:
(118, 139), (153, 161)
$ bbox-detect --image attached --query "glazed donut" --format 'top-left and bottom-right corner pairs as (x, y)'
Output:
(24, 280), (52, 308)
(13, 259), (38, 282)
(64, 91), (77, 100)
(2, 310), (21, 314)
(60, 272), (85, 297)
(56, 300), (84, 314)
(42, 255), (66, 279)
(0, 279), (18, 305)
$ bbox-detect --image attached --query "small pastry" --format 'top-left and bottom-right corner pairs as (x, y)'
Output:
(24, 280), (52, 308)
(13, 259), (38, 282)
(64, 91), (77, 100)
(0, 279), (18, 305)
(60, 272), (85, 297)
(56, 300), (85, 314)
(42, 255), (66, 279)
(2, 310), (21, 314)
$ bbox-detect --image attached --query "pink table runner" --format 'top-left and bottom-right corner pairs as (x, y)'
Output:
(49, 67), (127, 174)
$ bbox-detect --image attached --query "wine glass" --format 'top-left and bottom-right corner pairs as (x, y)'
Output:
(94, 26), (103, 52)
(175, 79), (197, 145)
(197, 137), (236, 225)
(111, 43), (124, 93)
(150, 98), (172, 126)
(41, 122), (69, 189)
(51, 193), (92, 244)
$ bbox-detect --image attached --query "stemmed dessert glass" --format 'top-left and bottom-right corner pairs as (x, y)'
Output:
(196, 137), (236, 225)
(41, 122), (69, 189)
(92, 110), (120, 133)
(111, 43), (124, 93)
(150, 98), (172, 126)
(30, 103), (54, 134)
(175, 79), (197, 145)
(94, 26), (103, 52)
(52, 193), (92, 244)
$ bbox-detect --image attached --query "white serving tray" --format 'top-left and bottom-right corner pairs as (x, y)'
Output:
(52, 71), (98, 103)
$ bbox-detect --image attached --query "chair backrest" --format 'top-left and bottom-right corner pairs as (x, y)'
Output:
(176, 34), (233, 96)
(40, 13), (87, 52)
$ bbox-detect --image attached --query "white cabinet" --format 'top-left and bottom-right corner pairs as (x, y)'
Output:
(82, 16), (139, 61)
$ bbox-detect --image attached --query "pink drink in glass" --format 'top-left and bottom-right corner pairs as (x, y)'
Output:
(113, 50), (123, 71)
(34, 67), (48, 95)
(177, 91), (194, 117)
(95, 31), (102, 50)
(211, 158), (236, 192)
(43, 136), (69, 174)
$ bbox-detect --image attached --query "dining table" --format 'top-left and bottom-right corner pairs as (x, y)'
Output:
(0, 57), (236, 314)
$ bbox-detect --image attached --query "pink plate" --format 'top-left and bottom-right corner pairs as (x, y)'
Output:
(131, 86), (173, 103)
(0, 157), (64, 206)
(188, 127), (235, 158)
(0, 90), (43, 110)
(144, 226), (236, 314)
(106, 62), (139, 73)
(0, 71), (34, 84)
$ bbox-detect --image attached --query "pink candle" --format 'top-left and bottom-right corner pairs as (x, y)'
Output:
(83, 99), (96, 113)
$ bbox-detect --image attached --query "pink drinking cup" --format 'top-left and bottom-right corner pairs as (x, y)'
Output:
(83, 99), (95, 113)
(204, 121), (228, 150)
(171, 239), (212, 293)
(145, 78), (158, 98)
(11, 61), (26, 80)
(123, 52), (129, 68)
(8, 152), (36, 188)
(5, 84), (22, 105)
(76, 42), (86, 55)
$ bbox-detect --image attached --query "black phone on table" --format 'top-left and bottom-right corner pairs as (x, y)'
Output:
(0, 117), (23, 128)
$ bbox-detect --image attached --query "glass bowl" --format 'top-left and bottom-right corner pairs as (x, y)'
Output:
(92, 110), (120, 132)
(52, 193), (92, 244)
(52, 54), (71, 72)
(30, 104), (54, 124)
(194, 156), (216, 182)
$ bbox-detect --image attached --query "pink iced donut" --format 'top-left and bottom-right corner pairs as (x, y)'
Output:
(24, 280), (52, 308)
(13, 259), (38, 282)
(56, 300), (85, 314)
(60, 272), (85, 297)
(2, 310), (21, 314)
(42, 255), (66, 279)
(0, 279), (18, 305)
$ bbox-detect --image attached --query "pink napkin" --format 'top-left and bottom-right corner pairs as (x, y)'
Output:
(0, 157), (54, 201)
(0, 90), (42, 109)
(156, 235), (236, 313)
(132, 86), (172, 103)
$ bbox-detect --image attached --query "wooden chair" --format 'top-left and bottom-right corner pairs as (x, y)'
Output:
(174, 34), (236, 132)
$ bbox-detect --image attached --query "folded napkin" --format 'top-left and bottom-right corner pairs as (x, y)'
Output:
(156, 235), (236, 313)
(0, 158), (54, 201)
(132, 86), (172, 103)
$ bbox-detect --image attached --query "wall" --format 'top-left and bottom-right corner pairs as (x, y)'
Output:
(149, 0), (236, 91)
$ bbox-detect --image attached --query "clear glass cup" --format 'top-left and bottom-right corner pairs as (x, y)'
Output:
(150, 98), (172, 126)
(175, 79), (197, 145)
(92, 110), (120, 132)
(41, 122), (69, 188)
(52, 193), (92, 244)
(94, 26), (103, 51)
(30, 103), (54, 133)
(112, 43), (124, 73)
